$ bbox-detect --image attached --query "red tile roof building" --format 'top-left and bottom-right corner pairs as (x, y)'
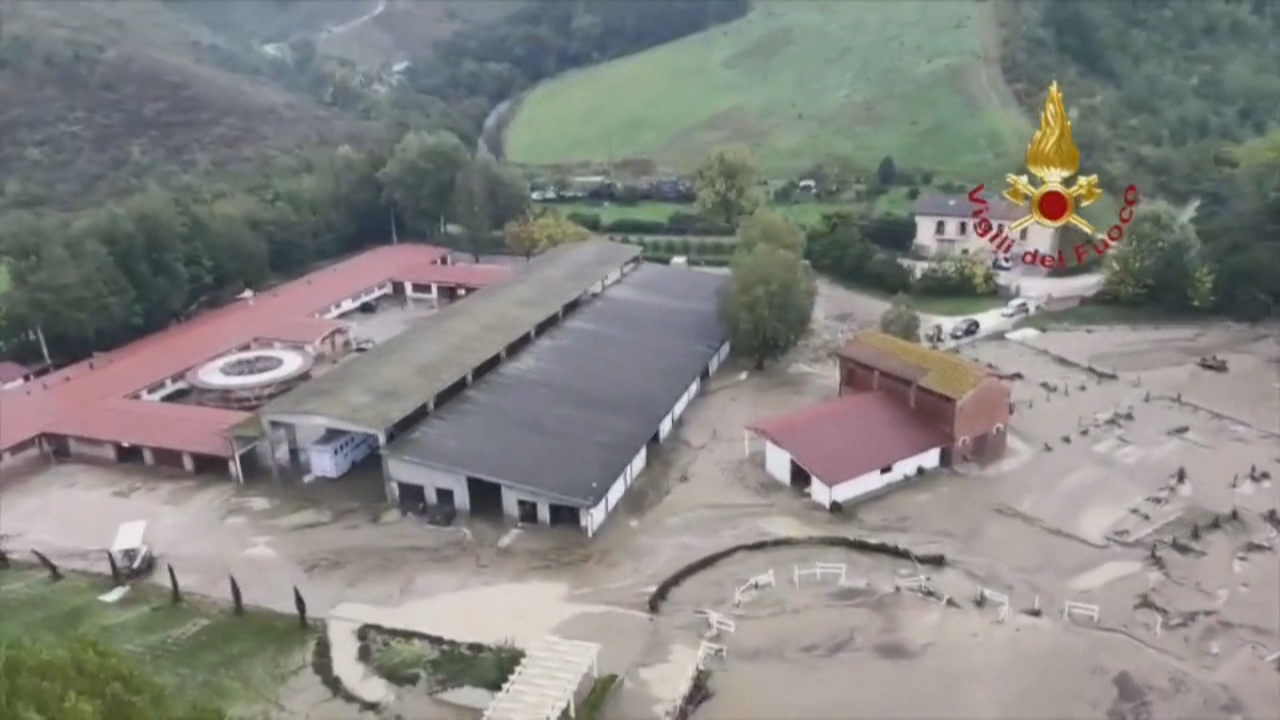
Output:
(746, 332), (1010, 508)
(0, 244), (509, 472)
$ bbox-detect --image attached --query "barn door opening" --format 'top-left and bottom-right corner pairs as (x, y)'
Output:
(548, 504), (579, 528)
(789, 461), (811, 490)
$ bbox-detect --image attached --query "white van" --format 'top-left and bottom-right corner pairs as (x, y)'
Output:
(1001, 298), (1033, 317)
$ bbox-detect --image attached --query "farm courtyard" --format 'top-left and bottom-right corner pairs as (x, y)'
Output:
(1, 280), (1277, 718)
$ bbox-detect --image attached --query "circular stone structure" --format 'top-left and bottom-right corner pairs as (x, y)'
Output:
(186, 348), (315, 409)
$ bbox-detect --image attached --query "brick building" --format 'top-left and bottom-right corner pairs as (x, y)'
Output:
(836, 331), (1009, 463)
(746, 331), (1010, 509)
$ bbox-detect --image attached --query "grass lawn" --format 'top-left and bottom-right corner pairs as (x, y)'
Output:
(504, 0), (1028, 179)
(551, 200), (855, 226)
(835, 281), (1003, 317)
(1015, 304), (1188, 330)
(0, 569), (310, 713)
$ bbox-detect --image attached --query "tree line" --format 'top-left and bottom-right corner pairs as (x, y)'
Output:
(0, 134), (530, 365)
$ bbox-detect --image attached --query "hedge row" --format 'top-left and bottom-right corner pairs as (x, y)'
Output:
(645, 535), (947, 614)
(567, 210), (734, 237)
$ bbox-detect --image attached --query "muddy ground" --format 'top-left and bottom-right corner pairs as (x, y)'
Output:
(2, 283), (1277, 718)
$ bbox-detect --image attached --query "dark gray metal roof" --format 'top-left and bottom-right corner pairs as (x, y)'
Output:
(383, 264), (728, 507)
(914, 193), (1024, 221)
(260, 240), (641, 432)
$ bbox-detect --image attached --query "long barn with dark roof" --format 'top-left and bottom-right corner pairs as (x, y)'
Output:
(380, 263), (730, 537)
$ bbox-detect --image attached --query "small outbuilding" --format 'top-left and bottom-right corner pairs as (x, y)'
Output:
(745, 392), (949, 508)
(746, 331), (1011, 509)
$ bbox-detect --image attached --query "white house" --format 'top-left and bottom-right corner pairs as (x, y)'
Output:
(912, 194), (1057, 259)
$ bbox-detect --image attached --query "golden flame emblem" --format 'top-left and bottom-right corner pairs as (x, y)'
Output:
(1003, 82), (1102, 234)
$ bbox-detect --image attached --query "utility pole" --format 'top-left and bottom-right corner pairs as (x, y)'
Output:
(35, 324), (52, 368)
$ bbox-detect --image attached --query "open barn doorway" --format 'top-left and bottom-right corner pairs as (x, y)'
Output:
(548, 504), (580, 528)
(467, 476), (503, 517)
(789, 460), (811, 490)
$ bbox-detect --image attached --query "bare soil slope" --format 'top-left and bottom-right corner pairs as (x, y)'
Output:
(0, 1), (371, 210)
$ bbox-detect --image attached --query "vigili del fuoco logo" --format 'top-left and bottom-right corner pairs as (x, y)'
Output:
(970, 82), (1139, 270)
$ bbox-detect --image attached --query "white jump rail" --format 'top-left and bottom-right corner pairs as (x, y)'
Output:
(793, 562), (847, 588)
(733, 569), (775, 607)
(980, 588), (1010, 623)
(1062, 600), (1100, 624)
(694, 609), (736, 639)
(894, 574), (929, 591)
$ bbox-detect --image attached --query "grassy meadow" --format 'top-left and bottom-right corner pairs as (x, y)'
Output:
(505, 0), (1029, 180)
(0, 569), (310, 713)
(553, 187), (918, 227)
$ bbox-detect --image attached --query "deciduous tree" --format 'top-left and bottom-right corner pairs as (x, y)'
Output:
(502, 208), (590, 259)
(693, 149), (762, 227)
(1103, 202), (1215, 310)
(378, 130), (470, 236)
(879, 300), (921, 342)
(451, 159), (493, 261)
(719, 244), (815, 369)
(736, 208), (804, 257)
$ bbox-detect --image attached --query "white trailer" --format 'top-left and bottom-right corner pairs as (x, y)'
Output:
(307, 430), (378, 479)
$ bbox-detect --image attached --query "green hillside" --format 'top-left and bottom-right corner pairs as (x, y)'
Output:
(504, 0), (1028, 180)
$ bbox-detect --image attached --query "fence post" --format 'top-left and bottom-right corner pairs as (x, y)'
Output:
(31, 549), (62, 581)
(229, 574), (244, 616)
(167, 564), (182, 605)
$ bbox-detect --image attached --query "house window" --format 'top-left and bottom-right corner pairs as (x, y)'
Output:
(958, 221), (968, 236)
(997, 223), (1005, 236)
(880, 464), (894, 474)
(934, 220), (945, 236)
(961, 248), (970, 255)
(1019, 228), (1028, 241)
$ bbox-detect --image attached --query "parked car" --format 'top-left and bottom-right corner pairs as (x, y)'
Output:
(950, 318), (981, 339)
(991, 255), (1014, 271)
(1001, 299), (1033, 317)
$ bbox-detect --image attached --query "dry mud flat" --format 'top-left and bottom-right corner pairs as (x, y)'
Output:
(2, 320), (1278, 718)
(653, 547), (1240, 720)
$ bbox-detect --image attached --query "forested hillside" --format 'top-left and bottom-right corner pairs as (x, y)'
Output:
(998, 0), (1280, 203)
(999, 1), (1280, 320)
(0, 0), (745, 365)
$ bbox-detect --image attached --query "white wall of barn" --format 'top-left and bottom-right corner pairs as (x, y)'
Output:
(758, 440), (942, 508)
(384, 458), (471, 511)
(827, 447), (942, 505)
(580, 445), (647, 537)
(319, 281), (394, 319)
(764, 442), (792, 485)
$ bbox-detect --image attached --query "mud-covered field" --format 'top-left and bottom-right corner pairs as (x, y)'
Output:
(2, 283), (1277, 718)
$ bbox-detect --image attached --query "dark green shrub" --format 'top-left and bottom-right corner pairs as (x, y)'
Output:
(566, 212), (602, 231)
(666, 211), (702, 233)
(603, 217), (668, 234)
